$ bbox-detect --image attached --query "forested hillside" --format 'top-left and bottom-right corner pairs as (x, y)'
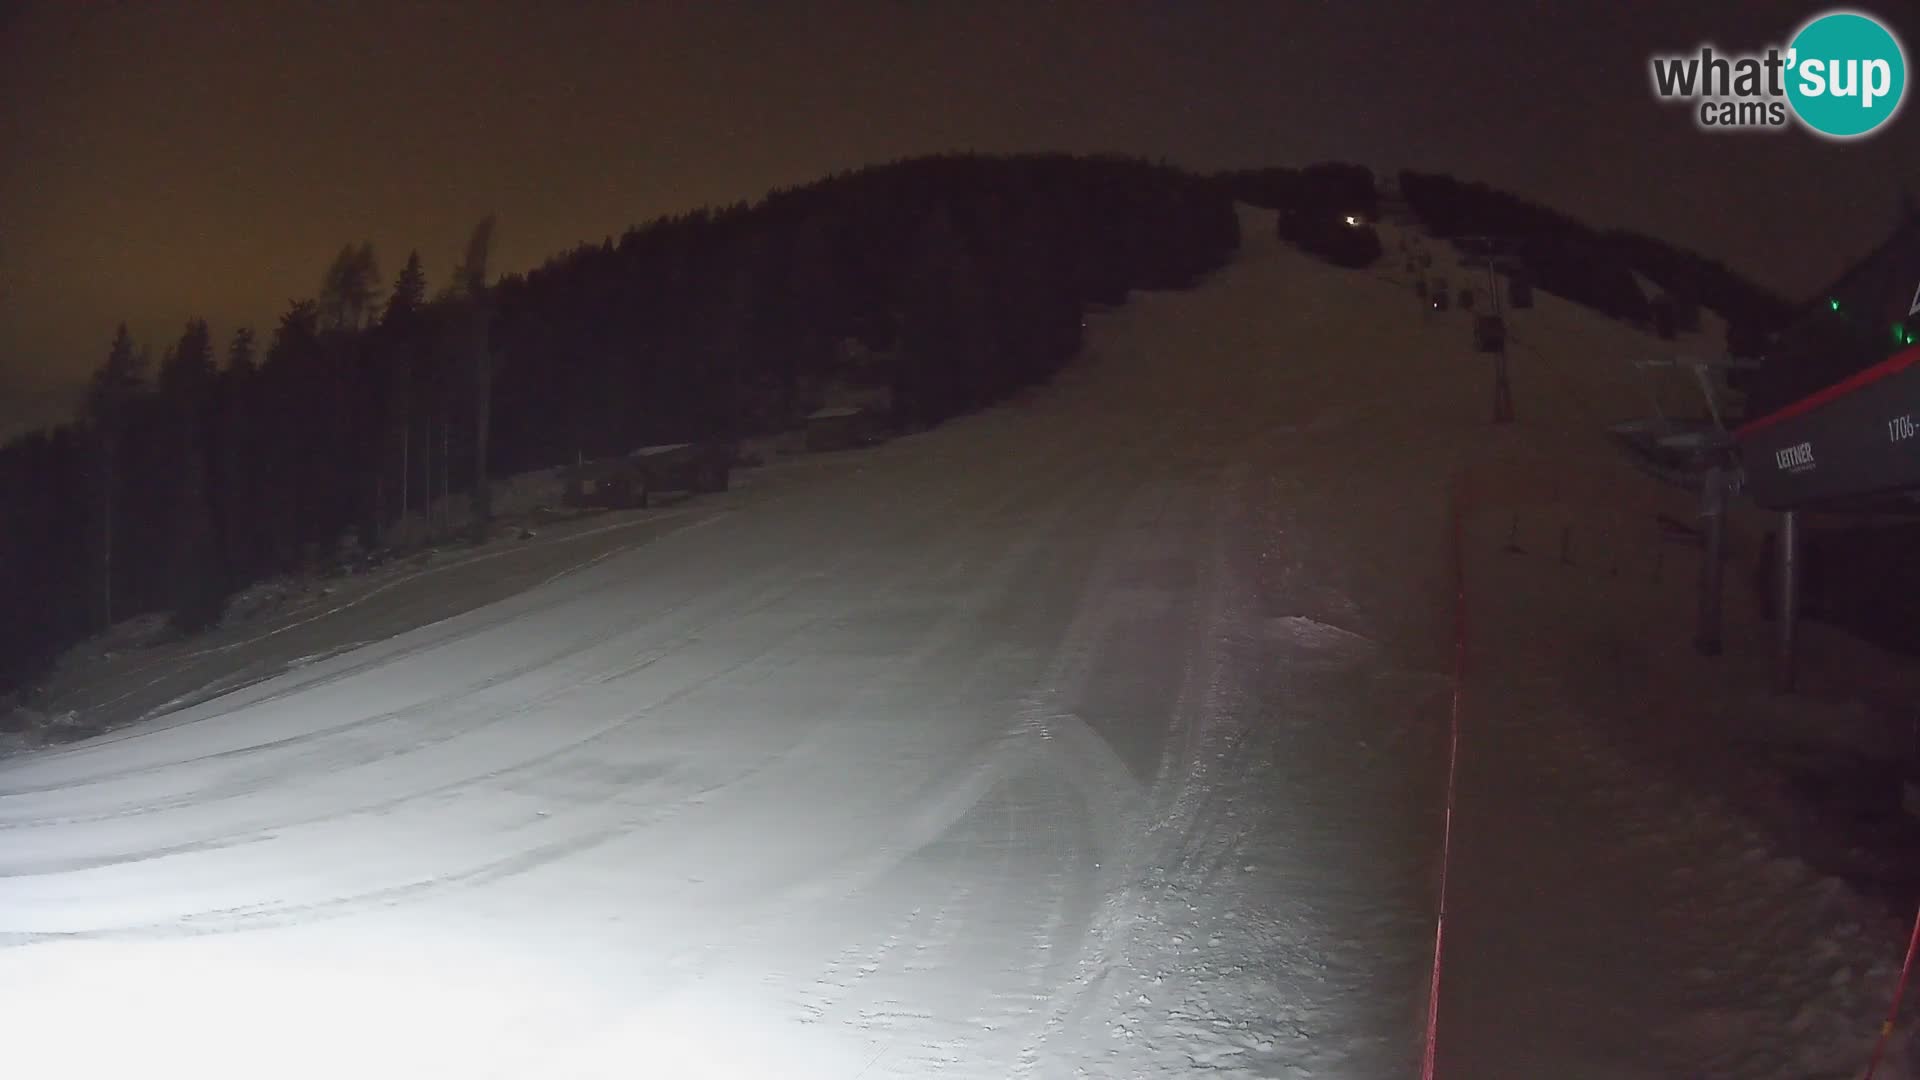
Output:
(0, 154), (1799, 693)
(0, 154), (1239, 689)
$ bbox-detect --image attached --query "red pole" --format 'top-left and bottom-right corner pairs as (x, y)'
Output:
(1422, 468), (1470, 1080)
(1863, 905), (1920, 1079)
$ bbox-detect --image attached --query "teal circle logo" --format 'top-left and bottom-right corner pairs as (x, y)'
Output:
(1787, 10), (1907, 138)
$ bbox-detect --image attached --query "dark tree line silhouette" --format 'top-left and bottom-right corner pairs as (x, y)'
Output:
(1395, 170), (1792, 350)
(1215, 162), (1379, 220)
(1276, 209), (1384, 270)
(0, 153), (1239, 690)
(0, 153), (1804, 693)
(1222, 164), (1386, 268)
(1227, 165), (1783, 327)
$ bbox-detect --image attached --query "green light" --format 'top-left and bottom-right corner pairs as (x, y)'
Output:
(1830, 297), (1842, 311)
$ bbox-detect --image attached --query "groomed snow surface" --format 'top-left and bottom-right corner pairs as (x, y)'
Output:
(3, 206), (1916, 1078)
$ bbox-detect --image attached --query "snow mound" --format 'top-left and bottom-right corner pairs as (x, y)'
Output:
(1262, 615), (1378, 665)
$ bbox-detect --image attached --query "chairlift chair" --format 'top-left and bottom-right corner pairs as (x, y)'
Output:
(1474, 314), (1506, 352)
(1509, 276), (1534, 309)
(1650, 296), (1677, 340)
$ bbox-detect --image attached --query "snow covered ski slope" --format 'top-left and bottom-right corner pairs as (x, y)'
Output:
(1, 206), (1913, 1078)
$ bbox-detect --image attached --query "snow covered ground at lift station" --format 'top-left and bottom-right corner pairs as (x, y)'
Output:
(4, 204), (1919, 1079)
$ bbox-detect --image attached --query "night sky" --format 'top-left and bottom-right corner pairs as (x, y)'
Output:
(4, 0), (1919, 438)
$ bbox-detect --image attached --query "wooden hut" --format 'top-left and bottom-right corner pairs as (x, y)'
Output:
(631, 442), (733, 504)
(562, 441), (733, 510)
(805, 406), (886, 452)
(562, 457), (646, 510)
